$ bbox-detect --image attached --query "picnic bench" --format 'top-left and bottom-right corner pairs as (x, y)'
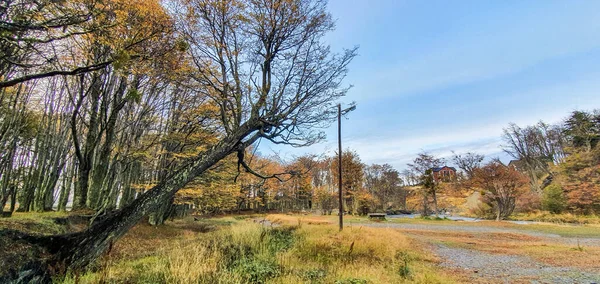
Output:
(368, 213), (386, 220)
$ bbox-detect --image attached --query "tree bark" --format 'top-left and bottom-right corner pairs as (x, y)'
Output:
(72, 73), (103, 210)
(496, 204), (501, 221)
(89, 78), (128, 209)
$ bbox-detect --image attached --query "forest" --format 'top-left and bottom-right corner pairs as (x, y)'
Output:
(1, 0), (600, 282)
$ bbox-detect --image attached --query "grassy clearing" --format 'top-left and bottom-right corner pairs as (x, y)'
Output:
(284, 225), (450, 283)
(265, 214), (333, 225)
(268, 214), (600, 271)
(523, 242), (600, 269)
(9, 212), (598, 282)
(58, 215), (454, 283)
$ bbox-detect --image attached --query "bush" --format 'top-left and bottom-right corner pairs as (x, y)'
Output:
(395, 251), (412, 279)
(302, 268), (327, 283)
(264, 226), (296, 253)
(542, 184), (567, 214)
(234, 258), (280, 283)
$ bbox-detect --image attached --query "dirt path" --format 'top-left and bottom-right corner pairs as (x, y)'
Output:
(355, 222), (600, 283)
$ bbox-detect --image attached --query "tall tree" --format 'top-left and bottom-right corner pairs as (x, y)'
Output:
(554, 109), (600, 213)
(364, 163), (403, 211)
(67, 0), (175, 210)
(2, 0), (357, 280)
(407, 152), (444, 215)
(563, 110), (600, 152)
(502, 122), (564, 194)
(331, 150), (364, 214)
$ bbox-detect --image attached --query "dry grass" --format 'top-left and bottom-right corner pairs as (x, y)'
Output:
(522, 243), (600, 268)
(267, 213), (373, 226)
(285, 224), (454, 283)
(58, 215), (456, 283)
(265, 213), (600, 271)
(6, 212), (596, 283)
(109, 222), (191, 260)
(266, 214), (333, 225)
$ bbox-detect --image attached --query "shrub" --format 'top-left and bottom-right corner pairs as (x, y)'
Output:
(542, 184), (567, 214)
(264, 226), (296, 253)
(395, 251), (411, 279)
(302, 268), (327, 283)
(234, 258), (280, 283)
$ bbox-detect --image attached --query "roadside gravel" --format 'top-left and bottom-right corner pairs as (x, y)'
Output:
(435, 244), (600, 283)
(356, 222), (600, 283)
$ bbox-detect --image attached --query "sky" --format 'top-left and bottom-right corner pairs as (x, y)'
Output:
(261, 0), (600, 171)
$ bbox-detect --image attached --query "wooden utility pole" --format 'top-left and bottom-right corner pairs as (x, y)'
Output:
(338, 104), (343, 231)
(337, 103), (355, 231)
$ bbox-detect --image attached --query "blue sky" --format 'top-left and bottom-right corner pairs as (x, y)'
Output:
(262, 0), (600, 171)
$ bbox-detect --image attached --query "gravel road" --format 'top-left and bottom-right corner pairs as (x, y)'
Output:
(357, 222), (600, 247)
(435, 243), (600, 283)
(354, 222), (600, 283)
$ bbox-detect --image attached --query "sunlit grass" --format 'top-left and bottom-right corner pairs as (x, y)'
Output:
(59, 215), (455, 283)
(8, 212), (598, 283)
(285, 223), (453, 283)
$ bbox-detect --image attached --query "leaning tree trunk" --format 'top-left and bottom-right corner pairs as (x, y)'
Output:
(5, 123), (260, 282)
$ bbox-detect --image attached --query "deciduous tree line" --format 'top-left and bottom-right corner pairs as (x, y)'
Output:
(401, 109), (600, 220)
(502, 109), (600, 214)
(0, 0), (360, 279)
(177, 150), (407, 216)
(1, 0), (190, 221)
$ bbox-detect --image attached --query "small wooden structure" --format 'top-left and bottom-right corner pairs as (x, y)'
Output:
(368, 213), (386, 220)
